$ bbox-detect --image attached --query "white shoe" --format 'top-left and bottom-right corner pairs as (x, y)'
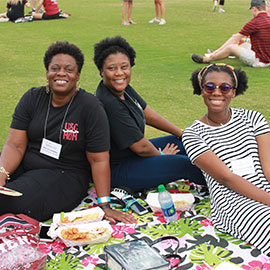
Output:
(149, 17), (160, 23)
(219, 8), (225, 12)
(159, 19), (166, 25)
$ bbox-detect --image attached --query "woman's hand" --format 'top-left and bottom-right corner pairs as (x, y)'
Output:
(0, 175), (6, 187)
(103, 208), (137, 224)
(160, 143), (180, 155)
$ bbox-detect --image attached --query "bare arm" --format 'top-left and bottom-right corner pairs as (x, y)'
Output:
(257, 133), (270, 181)
(0, 129), (28, 186)
(35, 0), (44, 13)
(86, 151), (136, 223)
(194, 150), (270, 206)
(144, 105), (182, 138)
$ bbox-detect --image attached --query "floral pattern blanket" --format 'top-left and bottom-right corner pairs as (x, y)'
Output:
(40, 180), (270, 270)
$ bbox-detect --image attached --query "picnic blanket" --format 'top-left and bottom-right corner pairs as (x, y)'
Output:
(41, 180), (270, 269)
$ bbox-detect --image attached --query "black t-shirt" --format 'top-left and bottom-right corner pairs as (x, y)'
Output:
(11, 87), (110, 174)
(7, 0), (26, 21)
(95, 81), (147, 168)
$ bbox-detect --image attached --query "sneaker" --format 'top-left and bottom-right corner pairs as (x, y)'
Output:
(159, 19), (166, 25)
(0, 18), (9, 22)
(219, 8), (225, 12)
(149, 17), (160, 23)
(121, 21), (130, 25)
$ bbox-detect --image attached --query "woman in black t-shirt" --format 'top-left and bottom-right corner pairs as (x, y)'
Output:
(94, 36), (205, 191)
(0, 41), (135, 224)
(0, 0), (30, 21)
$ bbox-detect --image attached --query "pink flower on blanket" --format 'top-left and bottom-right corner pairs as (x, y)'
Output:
(111, 225), (136, 239)
(82, 256), (99, 267)
(38, 239), (65, 254)
(89, 187), (97, 198)
(200, 218), (213, 227)
(242, 260), (270, 270)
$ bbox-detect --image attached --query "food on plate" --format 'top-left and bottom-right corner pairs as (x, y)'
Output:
(174, 200), (189, 208)
(61, 227), (110, 241)
(61, 213), (100, 224)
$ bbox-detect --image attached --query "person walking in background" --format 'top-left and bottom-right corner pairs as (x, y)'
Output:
(192, 0), (270, 67)
(121, 0), (136, 25)
(0, 0), (30, 22)
(213, 0), (225, 13)
(149, 0), (166, 25)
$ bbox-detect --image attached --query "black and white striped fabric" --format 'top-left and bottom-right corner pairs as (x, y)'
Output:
(182, 108), (270, 254)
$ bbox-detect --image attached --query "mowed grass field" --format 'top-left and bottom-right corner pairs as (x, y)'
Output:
(0, 0), (269, 149)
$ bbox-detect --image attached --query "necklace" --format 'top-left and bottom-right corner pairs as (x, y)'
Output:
(206, 109), (231, 126)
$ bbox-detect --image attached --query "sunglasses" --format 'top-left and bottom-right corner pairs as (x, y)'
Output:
(203, 83), (234, 94)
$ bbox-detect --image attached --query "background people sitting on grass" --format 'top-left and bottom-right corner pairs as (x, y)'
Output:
(94, 36), (205, 192)
(192, 0), (270, 68)
(0, 41), (135, 224)
(32, 0), (70, 20)
(0, 0), (30, 22)
(183, 63), (270, 256)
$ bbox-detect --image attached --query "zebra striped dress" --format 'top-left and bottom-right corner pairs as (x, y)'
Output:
(182, 108), (270, 255)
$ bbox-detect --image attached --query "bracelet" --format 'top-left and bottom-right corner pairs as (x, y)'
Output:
(0, 167), (10, 181)
(100, 204), (111, 210)
(159, 150), (164, 155)
(97, 196), (111, 204)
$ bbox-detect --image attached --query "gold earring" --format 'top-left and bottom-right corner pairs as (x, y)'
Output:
(76, 81), (81, 91)
(46, 83), (50, 94)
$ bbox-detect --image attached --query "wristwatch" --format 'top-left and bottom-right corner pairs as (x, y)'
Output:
(100, 204), (111, 210)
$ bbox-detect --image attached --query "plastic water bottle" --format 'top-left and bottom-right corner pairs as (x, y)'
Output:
(158, 184), (178, 222)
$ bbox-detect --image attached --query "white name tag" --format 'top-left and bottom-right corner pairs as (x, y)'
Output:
(231, 156), (255, 176)
(40, 138), (62, 160)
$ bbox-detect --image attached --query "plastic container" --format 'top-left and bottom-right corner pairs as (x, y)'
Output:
(158, 185), (178, 222)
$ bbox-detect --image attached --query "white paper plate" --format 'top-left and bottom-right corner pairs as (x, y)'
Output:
(56, 220), (113, 247)
(146, 192), (195, 213)
(52, 207), (104, 226)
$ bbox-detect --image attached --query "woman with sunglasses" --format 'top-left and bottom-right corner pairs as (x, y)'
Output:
(182, 63), (270, 255)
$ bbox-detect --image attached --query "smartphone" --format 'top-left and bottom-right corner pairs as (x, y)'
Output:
(122, 195), (148, 215)
(39, 224), (53, 242)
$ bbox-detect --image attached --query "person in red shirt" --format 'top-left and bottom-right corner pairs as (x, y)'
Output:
(32, 0), (70, 20)
(192, 0), (270, 67)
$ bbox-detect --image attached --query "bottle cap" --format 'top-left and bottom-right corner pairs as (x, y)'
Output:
(158, 184), (165, 192)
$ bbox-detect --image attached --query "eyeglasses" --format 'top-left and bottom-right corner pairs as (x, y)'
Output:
(203, 83), (234, 94)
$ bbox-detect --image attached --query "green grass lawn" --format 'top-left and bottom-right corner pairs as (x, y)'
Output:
(0, 0), (269, 149)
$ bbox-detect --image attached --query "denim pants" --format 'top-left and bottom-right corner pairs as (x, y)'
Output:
(111, 135), (206, 191)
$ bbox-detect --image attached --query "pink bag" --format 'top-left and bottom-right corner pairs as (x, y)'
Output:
(0, 213), (47, 270)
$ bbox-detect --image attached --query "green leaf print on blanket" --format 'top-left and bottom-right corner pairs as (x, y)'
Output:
(140, 218), (204, 239)
(47, 252), (84, 269)
(195, 197), (211, 216)
(190, 243), (232, 268)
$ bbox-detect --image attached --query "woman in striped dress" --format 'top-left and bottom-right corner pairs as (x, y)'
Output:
(182, 63), (270, 255)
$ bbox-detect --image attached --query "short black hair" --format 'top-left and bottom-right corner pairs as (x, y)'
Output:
(44, 41), (84, 72)
(93, 36), (136, 71)
(190, 64), (248, 96)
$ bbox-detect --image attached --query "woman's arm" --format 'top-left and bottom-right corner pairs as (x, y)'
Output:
(86, 151), (136, 223)
(0, 129), (28, 186)
(35, 0), (44, 13)
(194, 150), (270, 206)
(130, 137), (179, 157)
(257, 133), (270, 181)
(144, 105), (182, 138)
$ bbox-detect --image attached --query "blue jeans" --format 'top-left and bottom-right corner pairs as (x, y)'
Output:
(111, 135), (205, 191)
